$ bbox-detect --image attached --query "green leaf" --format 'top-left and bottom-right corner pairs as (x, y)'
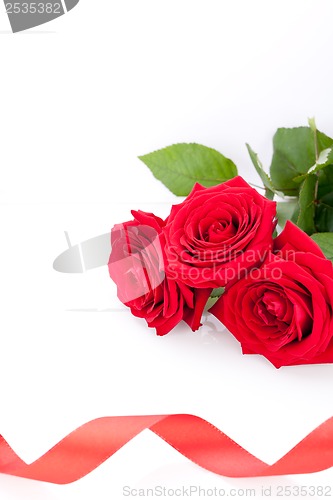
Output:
(291, 204), (300, 224)
(276, 199), (298, 229)
(308, 117), (317, 133)
(315, 189), (333, 232)
(210, 287), (225, 299)
(309, 147), (333, 174)
(207, 288), (225, 310)
(246, 143), (275, 199)
(316, 204), (333, 232)
(310, 233), (333, 262)
(316, 128), (333, 154)
(315, 168), (333, 232)
(318, 164), (333, 199)
(297, 174), (317, 235)
(270, 127), (333, 196)
(293, 148), (333, 183)
(139, 143), (238, 196)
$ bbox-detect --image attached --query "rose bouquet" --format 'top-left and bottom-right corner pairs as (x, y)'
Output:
(109, 120), (333, 368)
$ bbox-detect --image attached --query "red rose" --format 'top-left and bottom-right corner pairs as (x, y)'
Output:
(163, 176), (277, 288)
(210, 221), (333, 368)
(108, 210), (211, 336)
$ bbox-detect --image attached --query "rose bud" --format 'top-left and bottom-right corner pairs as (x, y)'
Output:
(109, 210), (211, 335)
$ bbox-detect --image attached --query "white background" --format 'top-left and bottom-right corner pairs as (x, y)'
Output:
(1, 1), (333, 499)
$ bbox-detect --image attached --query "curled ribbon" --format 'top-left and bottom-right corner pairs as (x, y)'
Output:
(1, 414), (333, 484)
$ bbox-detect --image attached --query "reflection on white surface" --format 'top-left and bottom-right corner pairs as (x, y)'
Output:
(53, 232), (111, 273)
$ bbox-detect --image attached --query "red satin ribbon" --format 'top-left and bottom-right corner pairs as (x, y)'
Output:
(1, 414), (333, 484)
